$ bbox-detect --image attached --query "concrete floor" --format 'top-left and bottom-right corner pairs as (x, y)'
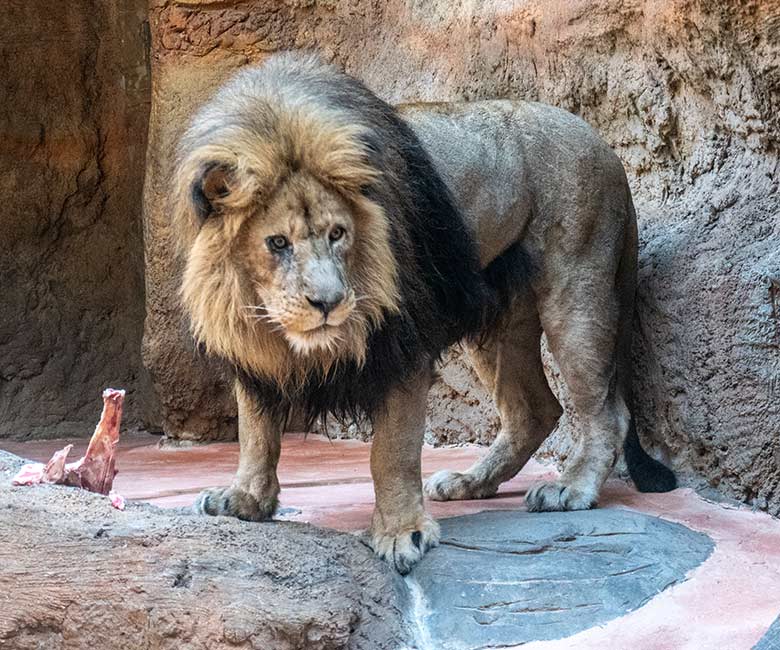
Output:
(4, 432), (780, 650)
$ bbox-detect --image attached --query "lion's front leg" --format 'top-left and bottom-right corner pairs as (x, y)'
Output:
(194, 381), (281, 522)
(369, 366), (440, 574)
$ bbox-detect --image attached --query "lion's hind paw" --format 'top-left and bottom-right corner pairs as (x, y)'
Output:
(424, 470), (497, 501)
(525, 481), (597, 512)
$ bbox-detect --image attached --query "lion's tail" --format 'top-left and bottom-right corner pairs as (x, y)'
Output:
(619, 195), (677, 494)
(623, 418), (677, 492)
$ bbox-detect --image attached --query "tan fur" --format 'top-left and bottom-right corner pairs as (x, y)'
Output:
(194, 382), (281, 521)
(407, 100), (642, 515)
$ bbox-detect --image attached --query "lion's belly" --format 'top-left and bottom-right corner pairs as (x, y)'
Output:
(401, 100), (627, 269)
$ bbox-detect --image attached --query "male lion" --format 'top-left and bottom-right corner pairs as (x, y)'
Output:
(172, 52), (676, 574)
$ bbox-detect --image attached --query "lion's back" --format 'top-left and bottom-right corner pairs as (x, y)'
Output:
(399, 100), (632, 266)
(401, 99), (617, 158)
(400, 99), (625, 198)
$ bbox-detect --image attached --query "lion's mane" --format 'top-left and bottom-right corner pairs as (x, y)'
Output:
(173, 53), (520, 427)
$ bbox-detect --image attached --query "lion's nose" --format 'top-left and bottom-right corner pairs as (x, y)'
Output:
(306, 292), (345, 317)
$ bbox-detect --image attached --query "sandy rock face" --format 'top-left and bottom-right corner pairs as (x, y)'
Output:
(142, 1), (780, 512)
(0, 1), (153, 438)
(0, 451), (408, 650)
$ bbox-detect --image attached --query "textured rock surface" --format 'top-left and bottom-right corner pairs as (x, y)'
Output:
(0, 1), (153, 438)
(0, 451), (408, 650)
(411, 509), (714, 649)
(425, 350), (500, 446)
(143, 1), (780, 512)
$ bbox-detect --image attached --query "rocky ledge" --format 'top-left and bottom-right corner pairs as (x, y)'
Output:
(0, 451), (408, 650)
(1, 450), (717, 650)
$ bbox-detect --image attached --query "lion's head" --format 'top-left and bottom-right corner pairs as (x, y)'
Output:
(172, 52), (492, 423)
(172, 56), (401, 385)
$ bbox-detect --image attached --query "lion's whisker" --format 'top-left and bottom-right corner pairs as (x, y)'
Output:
(250, 317), (286, 335)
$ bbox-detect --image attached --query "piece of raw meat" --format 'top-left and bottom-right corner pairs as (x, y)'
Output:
(11, 443), (73, 485)
(12, 389), (125, 500)
(109, 491), (126, 510)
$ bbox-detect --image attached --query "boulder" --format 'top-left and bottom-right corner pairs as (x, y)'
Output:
(755, 615), (780, 650)
(0, 447), (721, 650)
(412, 509), (714, 649)
(0, 451), (408, 650)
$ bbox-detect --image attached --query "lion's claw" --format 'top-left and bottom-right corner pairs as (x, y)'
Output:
(193, 486), (278, 522)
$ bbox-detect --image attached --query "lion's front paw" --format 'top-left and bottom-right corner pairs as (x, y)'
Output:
(193, 486), (278, 522)
(369, 514), (440, 575)
(525, 481), (597, 512)
(424, 470), (497, 501)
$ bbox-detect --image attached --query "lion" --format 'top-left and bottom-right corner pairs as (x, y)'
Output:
(172, 52), (676, 574)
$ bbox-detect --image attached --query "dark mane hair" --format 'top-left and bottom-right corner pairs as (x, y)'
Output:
(188, 53), (520, 428)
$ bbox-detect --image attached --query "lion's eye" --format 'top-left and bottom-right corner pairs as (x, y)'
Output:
(329, 226), (345, 242)
(267, 235), (290, 252)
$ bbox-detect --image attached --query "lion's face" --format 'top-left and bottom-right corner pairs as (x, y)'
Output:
(177, 151), (400, 381)
(238, 174), (358, 354)
(173, 64), (405, 383)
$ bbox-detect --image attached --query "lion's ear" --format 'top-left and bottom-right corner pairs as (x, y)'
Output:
(191, 162), (236, 220)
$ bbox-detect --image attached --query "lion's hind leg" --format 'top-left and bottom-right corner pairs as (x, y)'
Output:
(425, 292), (563, 501)
(525, 278), (629, 512)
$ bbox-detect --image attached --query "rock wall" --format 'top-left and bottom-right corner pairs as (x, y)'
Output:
(0, 1), (153, 438)
(143, 1), (780, 513)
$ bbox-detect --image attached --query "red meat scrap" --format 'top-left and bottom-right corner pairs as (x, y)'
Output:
(12, 388), (126, 508)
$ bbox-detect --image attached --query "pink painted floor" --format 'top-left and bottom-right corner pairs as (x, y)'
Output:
(4, 433), (780, 650)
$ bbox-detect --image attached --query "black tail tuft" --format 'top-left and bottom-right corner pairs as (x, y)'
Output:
(623, 419), (677, 493)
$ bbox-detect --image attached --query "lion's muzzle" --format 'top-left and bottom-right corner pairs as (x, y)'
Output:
(305, 291), (345, 319)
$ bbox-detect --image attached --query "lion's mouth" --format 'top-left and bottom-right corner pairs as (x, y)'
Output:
(285, 323), (343, 355)
(308, 323), (336, 334)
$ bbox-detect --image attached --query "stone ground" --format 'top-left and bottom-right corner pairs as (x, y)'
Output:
(3, 434), (780, 650)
